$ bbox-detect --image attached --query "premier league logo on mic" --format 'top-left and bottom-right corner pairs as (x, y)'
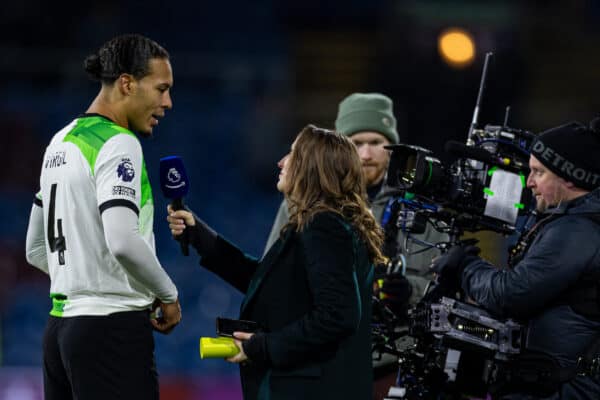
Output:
(159, 156), (189, 200)
(159, 156), (191, 256)
(166, 167), (185, 189)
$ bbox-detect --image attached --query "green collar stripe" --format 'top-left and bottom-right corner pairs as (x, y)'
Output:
(62, 116), (152, 211)
(63, 116), (136, 174)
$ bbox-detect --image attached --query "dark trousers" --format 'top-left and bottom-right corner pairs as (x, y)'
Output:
(43, 310), (158, 400)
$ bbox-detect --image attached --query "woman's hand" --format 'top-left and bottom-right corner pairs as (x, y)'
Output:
(166, 205), (218, 256)
(166, 204), (195, 236)
(226, 331), (254, 363)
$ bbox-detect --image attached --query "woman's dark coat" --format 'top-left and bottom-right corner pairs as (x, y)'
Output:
(201, 211), (374, 400)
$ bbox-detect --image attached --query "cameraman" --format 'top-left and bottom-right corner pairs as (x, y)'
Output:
(436, 119), (600, 399)
(267, 93), (446, 314)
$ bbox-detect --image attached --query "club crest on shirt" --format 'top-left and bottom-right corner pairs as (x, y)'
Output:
(117, 158), (135, 182)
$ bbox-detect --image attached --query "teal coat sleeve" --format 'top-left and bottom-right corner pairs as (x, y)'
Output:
(201, 235), (260, 294)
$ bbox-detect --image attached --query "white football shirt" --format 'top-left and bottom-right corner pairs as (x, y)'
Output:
(36, 115), (162, 316)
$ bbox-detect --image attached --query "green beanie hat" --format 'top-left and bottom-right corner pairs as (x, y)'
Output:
(335, 92), (399, 144)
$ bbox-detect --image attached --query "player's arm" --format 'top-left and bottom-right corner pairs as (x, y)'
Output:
(102, 206), (178, 302)
(96, 134), (178, 302)
(96, 134), (180, 333)
(102, 206), (181, 333)
(25, 196), (49, 274)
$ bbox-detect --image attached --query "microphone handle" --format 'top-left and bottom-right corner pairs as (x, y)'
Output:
(171, 198), (189, 256)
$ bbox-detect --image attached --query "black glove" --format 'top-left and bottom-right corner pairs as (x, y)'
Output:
(430, 245), (481, 291)
(377, 272), (412, 318)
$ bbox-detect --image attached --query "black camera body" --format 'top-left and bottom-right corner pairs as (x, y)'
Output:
(409, 297), (522, 358)
(395, 297), (524, 399)
(385, 123), (536, 235)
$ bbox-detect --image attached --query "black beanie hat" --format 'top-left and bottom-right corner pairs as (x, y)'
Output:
(530, 117), (600, 190)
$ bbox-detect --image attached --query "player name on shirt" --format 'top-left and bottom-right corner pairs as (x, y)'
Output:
(44, 151), (67, 169)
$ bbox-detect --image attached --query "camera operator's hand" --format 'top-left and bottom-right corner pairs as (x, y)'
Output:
(430, 244), (481, 291)
(167, 205), (217, 256)
(377, 272), (412, 318)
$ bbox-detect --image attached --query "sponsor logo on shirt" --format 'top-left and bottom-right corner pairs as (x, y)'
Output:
(112, 185), (136, 198)
(117, 158), (135, 182)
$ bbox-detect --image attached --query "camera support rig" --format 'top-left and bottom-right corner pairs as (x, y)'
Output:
(378, 52), (534, 399)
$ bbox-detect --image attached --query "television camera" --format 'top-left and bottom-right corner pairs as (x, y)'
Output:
(373, 53), (538, 399)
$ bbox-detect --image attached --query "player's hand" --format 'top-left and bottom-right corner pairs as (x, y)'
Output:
(226, 332), (252, 363)
(151, 298), (182, 334)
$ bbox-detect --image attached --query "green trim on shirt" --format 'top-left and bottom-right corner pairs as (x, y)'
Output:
(140, 158), (153, 211)
(49, 293), (68, 317)
(63, 116), (137, 175)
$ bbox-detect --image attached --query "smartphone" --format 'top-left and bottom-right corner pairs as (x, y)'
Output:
(216, 317), (259, 337)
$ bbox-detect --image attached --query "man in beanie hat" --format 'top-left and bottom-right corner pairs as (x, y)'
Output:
(332, 93), (448, 311)
(433, 118), (600, 399)
(528, 121), (600, 211)
(334, 93), (399, 189)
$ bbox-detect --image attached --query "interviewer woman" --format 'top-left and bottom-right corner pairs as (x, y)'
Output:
(167, 125), (385, 400)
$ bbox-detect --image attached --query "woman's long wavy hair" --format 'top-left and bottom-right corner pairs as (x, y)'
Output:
(283, 124), (386, 265)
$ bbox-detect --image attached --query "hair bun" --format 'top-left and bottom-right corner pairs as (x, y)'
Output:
(590, 116), (600, 134)
(83, 53), (103, 81)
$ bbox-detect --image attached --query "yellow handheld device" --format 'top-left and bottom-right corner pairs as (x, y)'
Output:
(199, 336), (240, 359)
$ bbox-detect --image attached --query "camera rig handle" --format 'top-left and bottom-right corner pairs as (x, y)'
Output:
(468, 51), (494, 145)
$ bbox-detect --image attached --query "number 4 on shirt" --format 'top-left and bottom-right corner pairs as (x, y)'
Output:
(47, 183), (67, 265)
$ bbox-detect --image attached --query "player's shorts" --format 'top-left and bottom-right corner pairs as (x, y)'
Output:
(42, 309), (158, 400)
